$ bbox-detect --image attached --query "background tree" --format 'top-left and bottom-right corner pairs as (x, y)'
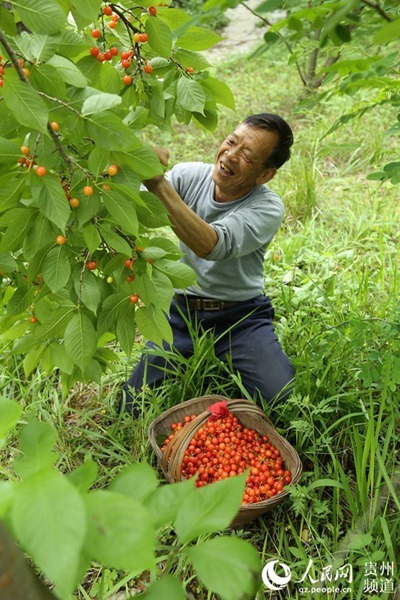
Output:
(0, 0), (234, 392)
(203, 0), (400, 182)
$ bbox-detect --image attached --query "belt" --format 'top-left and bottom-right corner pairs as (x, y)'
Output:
(174, 294), (242, 311)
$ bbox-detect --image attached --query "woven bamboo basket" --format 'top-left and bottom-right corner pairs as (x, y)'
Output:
(148, 395), (302, 527)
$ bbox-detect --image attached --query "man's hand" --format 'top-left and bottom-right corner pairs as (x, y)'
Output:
(144, 146), (170, 191)
(153, 145), (170, 167)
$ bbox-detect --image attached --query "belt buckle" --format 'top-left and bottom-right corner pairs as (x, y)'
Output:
(201, 299), (222, 311)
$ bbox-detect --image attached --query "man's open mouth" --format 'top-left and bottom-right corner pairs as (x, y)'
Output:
(219, 161), (234, 176)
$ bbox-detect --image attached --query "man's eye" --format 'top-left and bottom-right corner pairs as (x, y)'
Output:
(226, 138), (235, 145)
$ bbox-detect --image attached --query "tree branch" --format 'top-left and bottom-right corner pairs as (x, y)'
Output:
(0, 30), (78, 178)
(360, 0), (393, 21)
(240, 1), (308, 87)
(0, 521), (56, 600)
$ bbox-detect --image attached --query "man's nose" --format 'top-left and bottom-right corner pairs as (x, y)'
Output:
(225, 147), (240, 161)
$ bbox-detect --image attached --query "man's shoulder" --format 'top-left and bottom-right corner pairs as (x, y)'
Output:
(248, 184), (284, 213)
(167, 162), (213, 193)
(170, 162), (213, 178)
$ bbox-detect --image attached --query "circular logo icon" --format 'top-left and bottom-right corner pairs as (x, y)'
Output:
(262, 560), (292, 591)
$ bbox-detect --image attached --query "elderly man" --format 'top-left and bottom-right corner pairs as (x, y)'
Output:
(122, 113), (295, 414)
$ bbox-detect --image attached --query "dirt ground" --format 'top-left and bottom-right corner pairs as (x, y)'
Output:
(205, 1), (285, 62)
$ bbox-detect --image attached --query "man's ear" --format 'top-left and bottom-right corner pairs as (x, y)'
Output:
(256, 168), (277, 185)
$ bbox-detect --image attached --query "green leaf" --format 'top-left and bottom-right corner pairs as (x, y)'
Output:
(99, 224), (132, 255)
(176, 26), (221, 50)
(1, 70), (48, 133)
(82, 92), (122, 116)
(8, 286), (35, 316)
(0, 175), (25, 212)
(88, 147), (110, 178)
(0, 4), (17, 35)
(0, 253), (17, 273)
(23, 343), (47, 377)
(173, 48), (211, 71)
(135, 191), (170, 228)
(202, 77), (235, 110)
(135, 305), (173, 346)
(115, 301), (136, 357)
(13, 421), (57, 478)
(16, 31), (60, 62)
(119, 146), (164, 178)
(64, 312), (97, 368)
(347, 532), (373, 550)
(50, 342), (74, 374)
(47, 54), (87, 87)
(175, 474), (246, 544)
(154, 258), (196, 287)
(185, 537), (261, 600)
(146, 478), (195, 529)
(255, 0), (282, 12)
(0, 482), (15, 518)
(70, 0), (100, 28)
(0, 398), (22, 443)
(0, 137), (20, 164)
(23, 214), (55, 262)
(67, 457), (99, 493)
(155, 7), (191, 31)
(12, 307), (74, 354)
(134, 269), (174, 312)
(146, 16), (173, 58)
(31, 174), (70, 230)
(0, 208), (36, 253)
(83, 223), (102, 254)
(102, 191), (139, 236)
(374, 18), (400, 44)
(80, 271), (101, 315)
(86, 113), (142, 151)
(97, 291), (127, 336)
(109, 461), (159, 503)
(177, 77), (206, 113)
(29, 63), (67, 98)
(84, 491), (155, 572)
(11, 469), (86, 599)
(57, 29), (89, 59)
(140, 576), (186, 600)
(41, 245), (71, 293)
(306, 478), (345, 492)
(11, 0), (67, 34)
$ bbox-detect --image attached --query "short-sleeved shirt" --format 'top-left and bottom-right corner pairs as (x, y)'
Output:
(167, 162), (284, 301)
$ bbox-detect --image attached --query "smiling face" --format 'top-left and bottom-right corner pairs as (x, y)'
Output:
(212, 123), (279, 202)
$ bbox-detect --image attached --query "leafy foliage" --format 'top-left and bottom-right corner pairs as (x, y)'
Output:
(0, 401), (261, 599)
(204, 0), (400, 182)
(0, 0), (234, 391)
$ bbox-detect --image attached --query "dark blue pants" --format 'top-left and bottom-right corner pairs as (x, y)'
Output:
(122, 295), (294, 412)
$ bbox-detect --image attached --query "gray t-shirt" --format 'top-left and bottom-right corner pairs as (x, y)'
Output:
(167, 162), (284, 301)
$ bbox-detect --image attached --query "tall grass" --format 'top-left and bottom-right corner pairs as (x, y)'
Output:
(1, 45), (399, 599)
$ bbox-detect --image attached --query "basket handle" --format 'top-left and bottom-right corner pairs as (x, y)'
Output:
(225, 399), (274, 426)
(160, 397), (274, 478)
(161, 411), (207, 477)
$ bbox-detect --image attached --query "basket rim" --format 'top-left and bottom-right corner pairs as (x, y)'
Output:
(148, 395), (303, 511)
